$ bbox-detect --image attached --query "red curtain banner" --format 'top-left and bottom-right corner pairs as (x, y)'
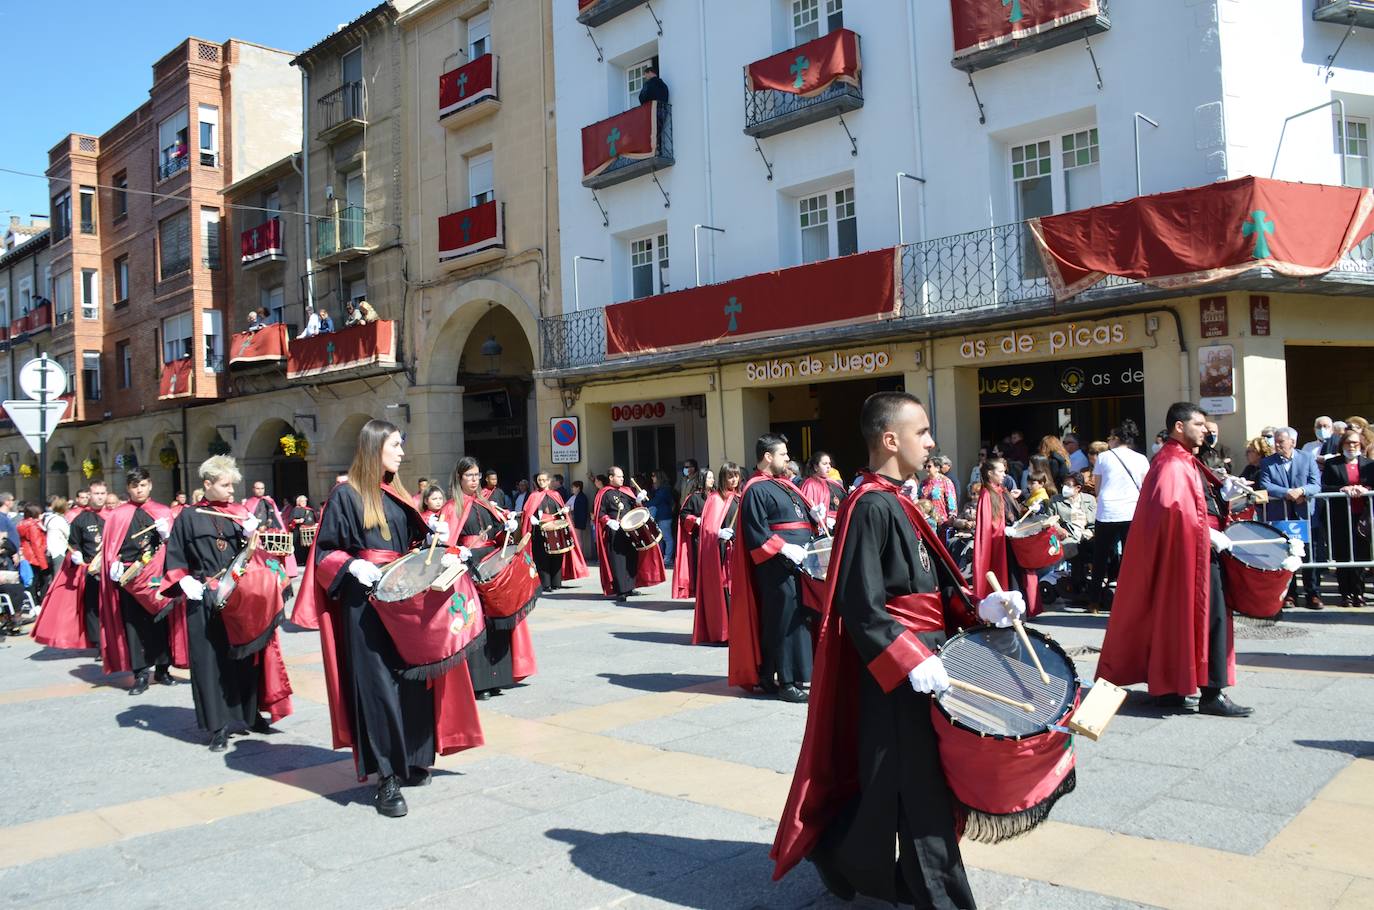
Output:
(286, 320), (395, 380)
(577, 0), (596, 10)
(604, 247), (898, 357)
(438, 200), (503, 262)
(439, 53), (497, 120)
(230, 323), (289, 366)
(952, 0), (1101, 60)
(240, 217), (282, 264)
(10, 302), (51, 336)
(745, 28), (861, 98)
(158, 359), (194, 400)
(581, 102), (658, 180)
(1028, 176), (1374, 301)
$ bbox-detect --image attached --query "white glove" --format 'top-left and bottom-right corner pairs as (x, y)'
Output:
(825, 516), (836, 532)
(179, 576), (205, 600)
(1208, 528), (1232, 553)
(1220, 476), (1249, 501)
(606, 519), (621, 532)
(428, 520), (450, 546)
(717, 527), (735, 541)
(154, 518), (171, 539)
(1281, 555), (1302, 572)
(109, 561), (126, 582)
(635, 489), (649, 504)
(440, 552), (461, 570)
(504, 516), (520, 533)
(1288, 538), (1306, 559)
(69, 551), (84, 566)
(809, 502), (827, 522)
(348, 559), (384, 586)
(908, 654), (951, 694)
(978, 590), (1026, 628)
(780, 542), (807, 565)
(457, 546), (472, 562)
(241, 516), (261, 536)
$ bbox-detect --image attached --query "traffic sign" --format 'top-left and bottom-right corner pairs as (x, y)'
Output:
(2, 400), (70, 454)
(550, 416), (580, 464)
(18, 355), (67, 400)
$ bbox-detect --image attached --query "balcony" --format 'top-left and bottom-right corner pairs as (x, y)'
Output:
(159, 151), (190, 182)
(158, 358), (194, 400)
(316, 206), (368, 264)
(580, 102), (673, 190)
(10, 302), (53, 340)
(230, 323), (289, 368)
(439, 200), (505, 268)
(952, 0), (1111, 73)
(286, 320), (396, 380)
(576, 0), (650, 28)
(241, 217), (286, 269)
(743, 30), (863, 139)
(440, 54), (500, 129)
(317, 81), (365, 141)
(1315, 0), (1374, 26)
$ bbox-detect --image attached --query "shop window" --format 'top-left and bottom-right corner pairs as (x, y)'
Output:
(630, 232), (669, 298)
(799, 186), (856, 264)
(791, 0), (842, 45)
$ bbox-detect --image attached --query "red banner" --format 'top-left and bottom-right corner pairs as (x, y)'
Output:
(10, 302), (51, 337)
(230, 323), (289, 366)
(577, 0), (596, 10)
(952, 0), (1101, 60)
(604, 247), (898, 358)
(158, 359), (194, 400)
(240, 217), (283, 265)
(438, 200), (503, 263)
(745, 29), (861, 98)
(581, 102), (658, 180)
(439, 54), (497, 121)
(286, 320), (395, 380)
(1028, 176), (1374, 301)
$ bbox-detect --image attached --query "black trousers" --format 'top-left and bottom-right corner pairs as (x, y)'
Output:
(468, 625), (515, 693)
(1204, 554), (1230, 692)
(118, 588), (171, 674)
(532, 533), (564, 591)
(185, 597), (260, 733)
(604, 529), (637, 596)
(753, 559), (813, 686)
(1090, 520), (1131, 603)
(82, 577), (102, 647)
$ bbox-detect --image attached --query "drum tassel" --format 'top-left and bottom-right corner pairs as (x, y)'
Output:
(956, 769), (1077, 845)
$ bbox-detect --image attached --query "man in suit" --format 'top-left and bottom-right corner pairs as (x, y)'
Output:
(1259, 426), (1323, 608)
(1320, 428), (1374, 606)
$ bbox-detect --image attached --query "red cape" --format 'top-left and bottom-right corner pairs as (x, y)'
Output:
(97, 500), (189, 674)
(692, 491), (736, 644)
(243, 495), (298, 576)
(522, 488), (589, 580)
(973, 485), (1040, 617)
(31, 553), (92, 649)
(292, 482), (484, 777)
(771, 472), (974, 879)
(590, 485), (667, 595)
(671, 505), (696, 600)
(1096, 439), (1235, 695)
(799, 476), (844, 521)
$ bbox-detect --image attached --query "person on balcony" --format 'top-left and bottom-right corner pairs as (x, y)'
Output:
(357, 298), (379, 324)
(638, 62), (669, 106)
(318, 308), (335, 334)
(299, 308), (321, 338)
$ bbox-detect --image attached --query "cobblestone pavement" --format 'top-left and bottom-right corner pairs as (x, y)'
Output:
(1, 576), (1372, 909)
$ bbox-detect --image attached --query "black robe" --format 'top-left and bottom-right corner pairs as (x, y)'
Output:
(811, 483), (975, 908)
(117, 508), (170, 672)
(289, 505), (318, 566)
(740, 476), (815, 686)
(457, 501), (517, 693)
(69, 510), (105, 645)
(315, 485), (435, 779)
(164, 506), (259, 733)
(598, 488), (640, 596)
(530, 496), (565, 591)
(679, 491), (706, 589)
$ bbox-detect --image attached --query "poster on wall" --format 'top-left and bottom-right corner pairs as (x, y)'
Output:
(1199, 344), (1236, 415)
(1249, 295), (1271, 336)
(1200, 297), (1228, 339)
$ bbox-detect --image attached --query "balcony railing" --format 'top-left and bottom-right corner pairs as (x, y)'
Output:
(159, 153), (190, 181)
(576, 0), (650, 28)
(952, 0), (1111, 73)
(1314, 0), (1374, 27)
(316, 206), (368, 263)
(744, 31), (863, 139)
(318, 81), (365, 139)
(9, 302), (53, 339)
(580, 102), (674, 191)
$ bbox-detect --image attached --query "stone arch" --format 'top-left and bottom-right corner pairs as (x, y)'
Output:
(414, 279), (540, 387)
(325, 413), (373, 469)
(147, 429), (184, 499)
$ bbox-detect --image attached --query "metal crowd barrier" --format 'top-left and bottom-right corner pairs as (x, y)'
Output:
(1256, 490), (1374, 572)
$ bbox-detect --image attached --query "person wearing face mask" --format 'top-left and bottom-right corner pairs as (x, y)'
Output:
(1303, 416), (1339, 466)
(1199, 420), (1235, 475)
(677, 459), (701, 498)
(1259, 427), (1323, 609)
(1050, 472), (1096, 600)
(1321, 429), (1374, 606)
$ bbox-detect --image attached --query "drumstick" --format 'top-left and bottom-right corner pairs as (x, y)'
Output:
(195, 508), (249, 523)
(947, 679), (1035, 713)
(984, 571), (1050, 686)
(128, 522), (163, 540)
(424, 528), (441, 567)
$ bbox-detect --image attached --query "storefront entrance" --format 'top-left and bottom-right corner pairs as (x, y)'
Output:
(1285, 345), (1374, 431)
(610, 396), (706, 482)
(769, 375), (905, 478)
(463, 382), (530, 486)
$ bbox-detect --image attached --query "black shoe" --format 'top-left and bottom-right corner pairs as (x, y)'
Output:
(128, 670), (151, 696)
(614, 596), (627, 605)
(778, 684), (809, 704)
(154, 666), (178, 686)
(810, 858), (855, 902)
(1153, 693), (1198, 708)
(1304, 595), (1325, 610)
(627, 590), (641, 597)
(209, 728), (229, 752)
(403, 767), (432, 788)
(1198, 693), (1254, 718)
(757, 680), (779, 695)
(490, 687), (503, 697)
(475, 690), (492, 701)
(251, 715), (275, 735)
(374, 775), (408, 818)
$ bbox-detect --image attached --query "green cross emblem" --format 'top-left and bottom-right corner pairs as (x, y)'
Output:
(325, 341), (336, 365)
(724, 296), (742, 333)
(448, 592), (468, 615)
(606, 127), (621, 158)
(460, 216), (472, 242)
(1003, 0), (1023, 24)
(1241, 210), (1275, 259)
(148, 575), (162, 590)
(456, 72), (468, 98)
(265, 558), (288, 584)
(238, 336), (253, 355)
(790, 55), (810, 89)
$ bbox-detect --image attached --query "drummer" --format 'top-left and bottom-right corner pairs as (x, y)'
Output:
(1098, 402), (1253, 717)
(973, 455), (1039, 616)
(591, 466), (665, 604)
(771, 391), (1018, 904)
(292, 420), (484, 817)
(521, 471), (588, 592)
(244, 481), (296, 578)
(161, 456), (294, 752)
(419, 485), (447, 526)
(691, 466), (740, 645)
(445, 456), (535, 700)
(288, 494), (317, 569)
(798, 451), (844, 531)
(672, 471), (710, 601)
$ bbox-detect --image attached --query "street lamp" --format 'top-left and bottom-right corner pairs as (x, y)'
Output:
(572, 255), (604, 313)
(896, 172), (925, 246)
(693, 224), (725, 287)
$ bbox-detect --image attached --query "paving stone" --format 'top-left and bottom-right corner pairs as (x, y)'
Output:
(1118, 797), (1289, 854)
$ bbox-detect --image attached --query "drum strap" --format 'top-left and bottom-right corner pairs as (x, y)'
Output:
(357, 548), (401, 566)
(770, 521), (810, 531)
(885, 592), (945, 635)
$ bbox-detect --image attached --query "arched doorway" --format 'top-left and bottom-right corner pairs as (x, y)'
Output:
(455, 304), (535, 484)
(245, 418), (310, 506)
(149, 432), (183, 501)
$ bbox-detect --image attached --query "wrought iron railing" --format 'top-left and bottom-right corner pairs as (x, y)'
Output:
(159, 154), (190, 181)
(318, 81), (365, 134)
(584, 103), (674, 188)
(744, 79), (863, 137)
(540, 307), (607, 371)
(316, 206), (368, 260)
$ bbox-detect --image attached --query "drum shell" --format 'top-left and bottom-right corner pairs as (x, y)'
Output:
(620, 507), (662, 551)
(475, 543), (541, 622)
(122, 549), (173, 619)
(372, 570), (486, 680)
(1221, 520), (1293, 619)
(931, 705), (1078, 818)
(1009, 525), (1068, 570)
(540, 519), (575, 555)
(219, 556), (287, 657)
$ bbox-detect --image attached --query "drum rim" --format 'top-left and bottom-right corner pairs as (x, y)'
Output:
(934, 624), (1081, 741)
(1222, 519), (1291, 572)
(372, 549), (452, 603)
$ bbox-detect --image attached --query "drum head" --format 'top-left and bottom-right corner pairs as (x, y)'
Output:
(374, 550), (451, 603)
(937, 626), (1079, 739)
(541, 518), (570, 531)
(621, 507), (651, 530)
(802, 536), (832, 581)
(1224, 520), (1290, 570)
(474, 546), (516, 584)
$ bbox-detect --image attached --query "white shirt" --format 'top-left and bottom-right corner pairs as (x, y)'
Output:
(1068, 449), (1090, 474)
(1092, 445), (1150, 522)
(44, 513), (71, 561)
(299, 312), (321, 338)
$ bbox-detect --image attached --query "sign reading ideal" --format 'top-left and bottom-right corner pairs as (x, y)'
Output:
(958, 321), (1127, 361)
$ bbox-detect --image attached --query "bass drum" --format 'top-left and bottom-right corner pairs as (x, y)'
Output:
(1221, 520), (1293, 619)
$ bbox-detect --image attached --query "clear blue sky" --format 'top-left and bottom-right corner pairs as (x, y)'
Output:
(0, 0), (352, 222)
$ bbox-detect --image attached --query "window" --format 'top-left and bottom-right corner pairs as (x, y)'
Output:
(201, 207), (221, 269)
(468, 151), (494, 207)
(1061, 128), (1101, 211)
(159, 210), (191, 279)
(0, 374), (9, 402)
(162, 311), (193, 363)
(53, 273), (73, 324)
(79, 186), (96, 234)
(1011, 127), (1100, 219)
(1338, 117), (1371, 188)
(114, 171), (128, 219)
(792, 0), (842, 44)
(202, 310), (224, 372)
(630, 232), (670, 298)
(158, 108), (189, 178)
(799, 194), (829, 264)
(198, 105), (219, 167)
(263, 189), (280, 214)
(51, 190), (71, 241)
(467, 9), (491, 59)
(0, 289), (7, 326)
(346, 277), (368, 307)
(80, 269), (98, 319)
(114, 256), (130, 304)
(798, 187), (856, 264)
(834, 187), (857, 257)
(18, 277), (32, 315)
(43, 266), (50, 299)
(341, 47), (362, 85)
(58, 353), (75, 389)
(82, 352), (101, 401)
(626, 57), (654, 110)
(117, 340), (132, 388)
(262, 286), (285, 325)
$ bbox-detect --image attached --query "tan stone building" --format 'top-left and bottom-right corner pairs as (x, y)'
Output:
(0, 229), (54, 495)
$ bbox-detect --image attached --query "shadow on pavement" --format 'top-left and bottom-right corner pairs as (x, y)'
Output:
(598, 672), (721, 693)
(1023, 613), (1110, 631)
(1113, 691), (1192, 720)
(28, 645), (100, 662)
(1293, 739), (1374, 757)
(610, 631), (695, 647)
(68, 664), (136, 690)
(116, 704), (214, 745)
(1236, 653), (1374, 675)
(1274, 610), (1374, 626)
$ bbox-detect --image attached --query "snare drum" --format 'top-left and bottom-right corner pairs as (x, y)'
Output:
(1006, 516), (1067, 570)
(800, 536), (833, 582)
(298, 524), (318, 547)
(121, 549), (174, 621)
(219, 551), (288, 659)
(539, 518), (575, 555)
(258, 529), (294, 556)
(472, 537), (541, 628)
(1221, 520), (1293, 619)
(370, 549), (485, 680)
(620, 507), (662, 551)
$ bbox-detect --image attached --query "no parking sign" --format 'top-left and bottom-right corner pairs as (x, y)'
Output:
(550, 416), (580, 464)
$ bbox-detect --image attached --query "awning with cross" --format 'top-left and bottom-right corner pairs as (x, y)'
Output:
(745, 28), (861, 99)
(1027, 176), (1374, 301)
(438, 200), (504, 264)
(158, 359), (194, 400)
(580, 101), (659, 181)
(286, 320), (396, 380)
(952, 0), (1102, 61)
(439, 53), (497, 121)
